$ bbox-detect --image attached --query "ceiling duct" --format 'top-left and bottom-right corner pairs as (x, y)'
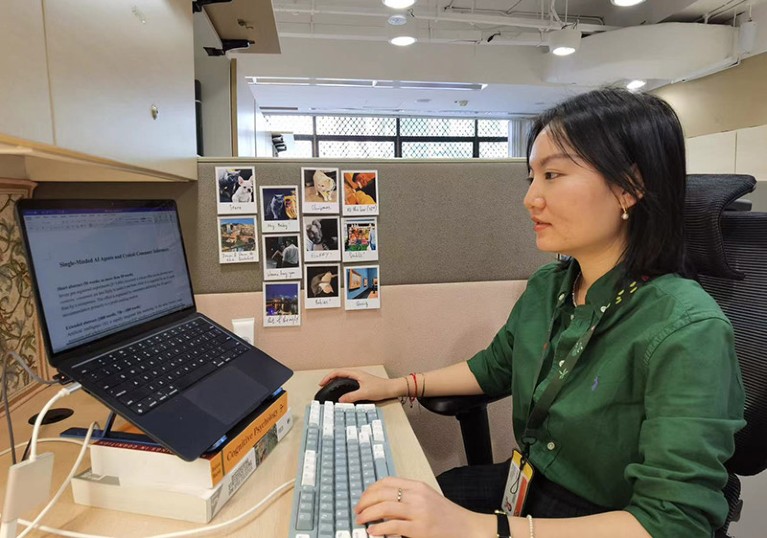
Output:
(543, 23), (737, 86)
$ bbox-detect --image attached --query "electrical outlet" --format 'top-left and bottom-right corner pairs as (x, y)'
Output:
(1, 452), (54, 521)
(232, 317), (255, 345)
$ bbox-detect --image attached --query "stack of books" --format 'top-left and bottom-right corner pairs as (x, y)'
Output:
(72, 390), (292, 523)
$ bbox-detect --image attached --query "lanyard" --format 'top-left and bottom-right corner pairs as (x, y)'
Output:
(519, 293), (607, 458)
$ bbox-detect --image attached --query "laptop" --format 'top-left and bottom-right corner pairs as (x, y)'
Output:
(16, 199), (293, 461)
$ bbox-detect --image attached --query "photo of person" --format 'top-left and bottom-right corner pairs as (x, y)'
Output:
(216, 166), (256, 215)
(263, 234), (302, 280)
(217, 217), (258, 264)
(303, 217), (341, 262)
(302, 167), (340, 214)
(342, 170), (379, 215)
(263, 282), (301, 327)
(345, 265), (380, 310)
(342, 217), (378, 262)
(260, 186), (300, 232)
(305, 264), (341, 309)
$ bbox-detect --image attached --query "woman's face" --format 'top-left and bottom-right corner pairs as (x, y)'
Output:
(524, 128), (630, 262)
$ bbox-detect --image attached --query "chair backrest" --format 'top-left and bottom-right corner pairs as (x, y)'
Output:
(685, 174), (767, 477)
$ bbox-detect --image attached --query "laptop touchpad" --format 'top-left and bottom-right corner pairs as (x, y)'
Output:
(182, 367), (269, 424)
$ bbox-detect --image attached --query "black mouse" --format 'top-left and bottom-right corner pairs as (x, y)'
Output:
(314, 377), (361, 403)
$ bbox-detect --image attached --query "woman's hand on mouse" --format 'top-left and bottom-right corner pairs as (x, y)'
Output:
(318, 370), (404, 403)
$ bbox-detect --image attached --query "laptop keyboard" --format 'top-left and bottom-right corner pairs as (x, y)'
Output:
(74, 318), (250, 415)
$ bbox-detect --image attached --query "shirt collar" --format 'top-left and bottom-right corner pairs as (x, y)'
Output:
(557, 260), (627, 309)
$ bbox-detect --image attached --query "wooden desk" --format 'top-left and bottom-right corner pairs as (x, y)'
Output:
(0, 366), (438, 536)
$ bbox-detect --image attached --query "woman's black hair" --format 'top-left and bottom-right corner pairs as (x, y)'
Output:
(526, 87), (689, 279)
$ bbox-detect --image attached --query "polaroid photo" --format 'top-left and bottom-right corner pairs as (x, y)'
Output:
(302, 167), (340, 214)
(218, 216), (258, 264)
(304, 264), (341, 309)
(341, 170), (379, 216)
(260, 185), (300, 233)
(263, 281), (301, 327)
(215, 166), (257, 215)
(345, 265), (380, 311)
(303, 216), (341, 262)
(342, 217), (378, 263)
(262, 233), (302, 281)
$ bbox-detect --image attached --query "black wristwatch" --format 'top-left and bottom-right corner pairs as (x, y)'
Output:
(494, 510), (511, 538)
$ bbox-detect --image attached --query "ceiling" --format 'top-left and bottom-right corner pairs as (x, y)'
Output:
(205, 0), (767, 117)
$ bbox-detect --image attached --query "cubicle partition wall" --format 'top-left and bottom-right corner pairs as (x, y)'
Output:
(34, 158), (552, 474)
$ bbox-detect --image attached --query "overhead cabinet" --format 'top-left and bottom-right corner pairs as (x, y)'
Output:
(0, 0), (197, 181)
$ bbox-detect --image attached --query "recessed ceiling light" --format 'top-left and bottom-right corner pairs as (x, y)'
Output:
(383, 0), (416, 8)
(390, 35), (417, 46)
(626, 79), (646, 90)
(610, 0), (646, 6)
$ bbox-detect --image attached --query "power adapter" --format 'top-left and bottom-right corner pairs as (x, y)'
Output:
(1, 452), (54, 537)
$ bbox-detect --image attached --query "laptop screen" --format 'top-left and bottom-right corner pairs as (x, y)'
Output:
(19, 201), (195, 355)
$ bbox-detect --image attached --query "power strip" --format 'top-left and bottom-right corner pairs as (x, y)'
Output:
(1, 452), (55, 534)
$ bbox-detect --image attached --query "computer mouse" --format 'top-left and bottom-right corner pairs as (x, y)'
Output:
(314, 377), (361, 403)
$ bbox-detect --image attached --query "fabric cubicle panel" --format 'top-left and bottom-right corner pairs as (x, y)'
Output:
(33, 159), (552, 294)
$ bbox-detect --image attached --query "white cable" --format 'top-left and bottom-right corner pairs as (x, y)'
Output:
(30, 383), (81, 460)
(14, 478), (295, 538)
(0, 438), (95, 459)
(16, 422), (96, 538)
(146, 479), (295, 538)
(15, 524), (108, 538)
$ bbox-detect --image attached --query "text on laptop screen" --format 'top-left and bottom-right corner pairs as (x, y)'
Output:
(21, 206), (195, 354)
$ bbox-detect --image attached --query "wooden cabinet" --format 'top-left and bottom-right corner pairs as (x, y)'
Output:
(0, 0), (54, 144)
(0, 0), (197, 181)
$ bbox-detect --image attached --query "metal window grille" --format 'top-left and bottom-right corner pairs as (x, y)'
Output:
(401, 141), (474, 159)
(318, 140), (395, 158)
(478, 119), (508, 137)
(479, 142), (510, 158)
(263, 114), (520, 159)
(400, 117), (475, 137)
(316, 116), (397, 136)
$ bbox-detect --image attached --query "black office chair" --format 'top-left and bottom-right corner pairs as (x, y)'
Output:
(420, 174), (767, 537)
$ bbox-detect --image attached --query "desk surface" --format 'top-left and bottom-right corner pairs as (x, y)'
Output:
(0, 365), (438, 537)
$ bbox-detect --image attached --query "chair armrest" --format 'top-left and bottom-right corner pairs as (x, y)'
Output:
(418, 394), (505, 416)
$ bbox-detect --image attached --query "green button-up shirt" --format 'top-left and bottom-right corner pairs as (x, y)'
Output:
(467, 261), (745, 537)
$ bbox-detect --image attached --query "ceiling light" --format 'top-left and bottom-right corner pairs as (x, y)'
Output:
(610, 0), (646, 6)
(626, 79), (646, 90)
(388, 14), (408, 25)
(383, 0), (416, 8)
(548, 29), (581, 56)
(390, 35), (417, 46)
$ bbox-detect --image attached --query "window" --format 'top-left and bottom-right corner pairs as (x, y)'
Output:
(263, 115), (526, 159)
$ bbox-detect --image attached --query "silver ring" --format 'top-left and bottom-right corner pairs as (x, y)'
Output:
(396, 487), (403, 503)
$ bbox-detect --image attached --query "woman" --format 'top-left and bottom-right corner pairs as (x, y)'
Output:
(319, 88), (745, 537)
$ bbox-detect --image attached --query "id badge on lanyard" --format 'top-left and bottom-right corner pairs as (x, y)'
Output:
(501, 449), (535, 516)
(500, 280), (614, 517)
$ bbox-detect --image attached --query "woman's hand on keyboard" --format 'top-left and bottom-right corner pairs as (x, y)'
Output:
(354, 476), (492, 538)
(318, 369), (405, 403)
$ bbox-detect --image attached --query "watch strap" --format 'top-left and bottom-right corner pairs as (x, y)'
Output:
(494, 510), (511, 538)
